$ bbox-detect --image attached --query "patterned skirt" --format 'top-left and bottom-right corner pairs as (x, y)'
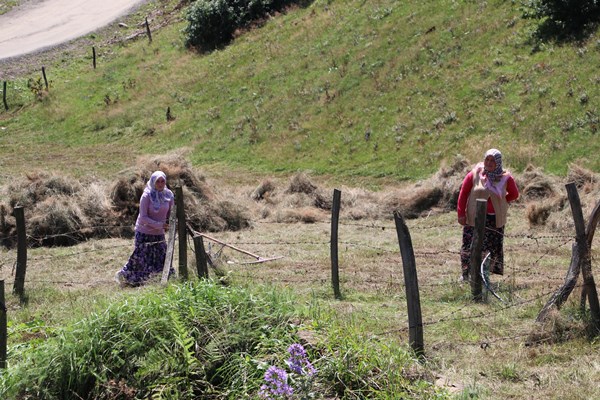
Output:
(460, 214), (505, 276)
(119, 231), (173, 286)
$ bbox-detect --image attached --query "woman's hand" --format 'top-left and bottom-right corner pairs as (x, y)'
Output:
(163, 223), (170, 232)
(458, 215), (466, 226)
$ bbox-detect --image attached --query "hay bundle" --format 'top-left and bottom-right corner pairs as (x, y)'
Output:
(251, 179), (276, 201)
(566, 164), (598, 192)
(110, 174), (145, 223)
(0, 202), (15, 247)
(78, 182), (132, 238)
(8, 172), (81, 209)
(139, 154), (212, 201)
(110, 154), (250, 233)
(28, 195), (88, 246)
(286, 173), (317, 195)
(518, 164), (557, 200)
(526, 198), (564, 227)
(382, 185), (444, 219)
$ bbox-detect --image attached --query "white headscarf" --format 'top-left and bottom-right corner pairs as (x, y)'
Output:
(144, 171), (174, 210)
(483, 148), (503, 182)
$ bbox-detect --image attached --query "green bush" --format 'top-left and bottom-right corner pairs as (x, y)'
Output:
(184, 0), (237, 50)
(522, 0), (600, 37)
(184, 0), (305, 51)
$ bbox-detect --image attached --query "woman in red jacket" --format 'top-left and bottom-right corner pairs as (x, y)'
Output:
(457, 149), (519, 281)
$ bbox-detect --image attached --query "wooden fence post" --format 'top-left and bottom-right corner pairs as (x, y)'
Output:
(330, 189), (341, 299)
(537, 184), (600, 328)
(145, 17), (152, 43)
(565, 184), (600, 331)
(193, 234), (209, 279)
(2, 81), (7, 111)
(470, 199), (487, 302)
(175, 187), (188, 281)
(161, 203), (177, 285)
(0, 280), (7, 369)
(13, 206), (27, 302)
(42, 66), (48, 90)
(394, 211), (424, 356)
(92, 46), (96, 69)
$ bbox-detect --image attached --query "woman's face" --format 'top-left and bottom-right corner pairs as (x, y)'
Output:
(484, 155), (497, 172)
(154, 177), (166, 191)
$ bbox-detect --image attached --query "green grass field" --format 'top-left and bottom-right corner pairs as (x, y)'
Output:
(1, 0), (599, 398)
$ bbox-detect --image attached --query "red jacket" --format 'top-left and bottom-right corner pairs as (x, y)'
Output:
(457, 171), (519, 218)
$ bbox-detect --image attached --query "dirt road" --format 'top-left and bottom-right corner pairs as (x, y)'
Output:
(0, 0), (147, 61)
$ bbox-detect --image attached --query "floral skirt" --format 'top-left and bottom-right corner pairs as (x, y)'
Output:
(119, 231), (173, 286)
(461, 214), (505, 276)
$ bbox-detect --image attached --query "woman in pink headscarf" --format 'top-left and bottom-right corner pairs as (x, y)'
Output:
(116, 171), (175, 286)
(457, 149), (519, 281)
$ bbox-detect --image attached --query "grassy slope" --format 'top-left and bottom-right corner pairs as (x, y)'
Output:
(0, 0), (598, 184)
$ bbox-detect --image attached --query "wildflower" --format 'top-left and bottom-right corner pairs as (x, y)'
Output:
(287, 343), (317, 376)
(259, 365), (294, 399)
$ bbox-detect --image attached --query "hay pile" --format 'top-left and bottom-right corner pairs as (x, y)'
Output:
(110, 154), (250, 233)
(0, 154), (251, 248)
(1, 153), (597, 249)
(0, 172), (126, 247)
(380, 155), (470, 219)
(542, 164), (599, 231)
(247, 157), (599, 230)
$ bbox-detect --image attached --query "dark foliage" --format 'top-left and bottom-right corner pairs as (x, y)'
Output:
(184, 0), (313, 51)
(522, 0), (600, 40)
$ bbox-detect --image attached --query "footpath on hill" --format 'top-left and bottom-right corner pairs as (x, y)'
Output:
(0, 0), (147, 63)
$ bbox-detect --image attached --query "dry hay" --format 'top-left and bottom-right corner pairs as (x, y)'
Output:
(286, 173), (317, 195)
(524, 164), (599, 231)
(0, 155), (251, 248)
(525, 309), (587, 346)
(110, 154), (250, 233)
(431, 155), (471, 211)
(382, 184), (444, 219)
(8, 172), (82, 209)
(517, 164), (558, 201)
(525, 198), (565, 227)
(0, 172), (123, 247)
(380, 155), (470, 220)
(273, 207), (325, 223)
(567, 164), (598, 192)
(251, 179), (276, 201)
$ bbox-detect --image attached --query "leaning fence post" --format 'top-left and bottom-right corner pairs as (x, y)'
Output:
(565, 183), (600, 332)
(13, 206), (27, 301)
(41, 66), (48, 90)
(92, 46), (97, 69)
(2, 81), (7, 111)
(161, 203), (177, 285)
(470, 199), (487, 302)
(394, 211), (424, 356)
(330, 189), (342, 299)
(0, 280), (7, 369)
(175, 186), (188, 281)
(145, 17), (152, 43)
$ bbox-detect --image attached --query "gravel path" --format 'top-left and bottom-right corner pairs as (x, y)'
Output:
(0, 0), (147, 62)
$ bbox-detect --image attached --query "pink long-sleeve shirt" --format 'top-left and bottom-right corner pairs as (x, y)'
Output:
(134, 192), (173, 235)
(457, 171), (519, 218)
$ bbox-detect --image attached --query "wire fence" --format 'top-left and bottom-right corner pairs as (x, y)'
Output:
(0, 187), (597, 360)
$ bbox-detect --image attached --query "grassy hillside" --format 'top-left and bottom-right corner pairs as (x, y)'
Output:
(0, 0), (598, 184)
(2, 2), (600, 398)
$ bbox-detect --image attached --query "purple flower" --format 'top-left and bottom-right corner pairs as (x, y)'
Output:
(287, 343), (317, 376)
(259, 366), (294, 399)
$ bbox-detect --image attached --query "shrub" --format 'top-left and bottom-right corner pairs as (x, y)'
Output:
(184, 0), (238, 50)
(522, 0), (600, 37)
(184, 0), (305, 51)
